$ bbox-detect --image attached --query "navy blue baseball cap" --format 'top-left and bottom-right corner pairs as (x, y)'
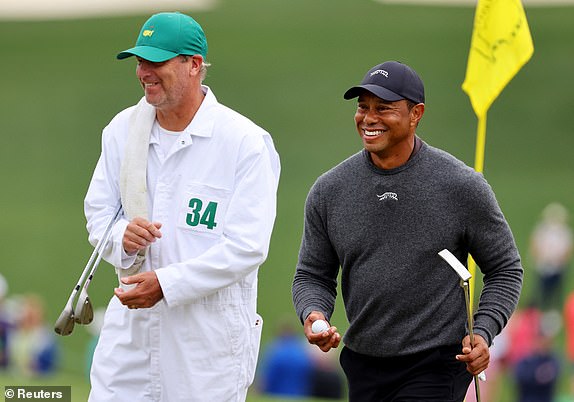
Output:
(344, 61), (425, 104)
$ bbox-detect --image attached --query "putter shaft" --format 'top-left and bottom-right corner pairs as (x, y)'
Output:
(438, 250), (483, 401)
(462, 280), (482, 402)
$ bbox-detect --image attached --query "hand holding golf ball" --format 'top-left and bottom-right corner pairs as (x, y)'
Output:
(306, 315), (341, 352)
(311, 319), (330, 334)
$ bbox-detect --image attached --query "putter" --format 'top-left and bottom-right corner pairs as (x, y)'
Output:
(54, 205), (122, 336)
(438, 249), (485, 402)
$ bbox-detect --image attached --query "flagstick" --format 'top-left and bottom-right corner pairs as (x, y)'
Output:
(474, 113), (487, 174)
(467, 112), (487, 308)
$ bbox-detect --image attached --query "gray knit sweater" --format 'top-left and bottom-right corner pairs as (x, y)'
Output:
(292, 140), (523, 357)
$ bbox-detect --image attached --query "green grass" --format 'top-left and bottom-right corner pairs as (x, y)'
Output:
(1, 1), (573, 400)
(0, 372), (332, 402)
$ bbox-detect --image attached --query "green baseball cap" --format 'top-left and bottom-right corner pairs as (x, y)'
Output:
(117, 12), (208, 62)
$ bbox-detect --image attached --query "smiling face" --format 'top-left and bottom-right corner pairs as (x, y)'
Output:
(354, 91), (424, 169)
(136, 56), (194, 108)
(135, 55), (205, 130)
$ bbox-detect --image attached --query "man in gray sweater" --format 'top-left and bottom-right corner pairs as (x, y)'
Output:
(292, 60), (523, 401)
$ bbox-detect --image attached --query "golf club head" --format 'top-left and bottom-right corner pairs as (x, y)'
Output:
(54, 304), (75, 336)
(74, 288), (94, 325)
(438, 249), (472, 282)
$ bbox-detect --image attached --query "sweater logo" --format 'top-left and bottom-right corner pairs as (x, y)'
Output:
(377, 192), (398, 201)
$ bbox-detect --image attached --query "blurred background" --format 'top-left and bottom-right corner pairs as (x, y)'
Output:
(1, 0), (573, 400)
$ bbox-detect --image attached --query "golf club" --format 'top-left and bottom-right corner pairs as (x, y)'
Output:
(73, 222), (115, 325)
(438, 249), (484, 402)
(54, 205), (122, 336)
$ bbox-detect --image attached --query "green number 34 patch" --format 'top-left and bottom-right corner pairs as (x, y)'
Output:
(186, 198), (218, 230)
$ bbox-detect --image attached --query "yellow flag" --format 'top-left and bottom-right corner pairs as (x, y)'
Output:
(462, 0), (534, 118)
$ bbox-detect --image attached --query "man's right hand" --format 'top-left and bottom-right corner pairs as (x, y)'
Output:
(304, 311), (341, 352)
(123, 217), (162, 254)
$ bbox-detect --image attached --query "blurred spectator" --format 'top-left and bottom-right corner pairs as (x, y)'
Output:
(564, 292), (574, 398)
(258, 318), (344, 399)
(529, 202), (573, 311)
(258, 319), (316, 397)
(0, 273), (9, 369)
(512, 314), (561, 402)
(506, 305), (543, 367)
(307, 342), (345, 399)
(10, 294), (58, 376)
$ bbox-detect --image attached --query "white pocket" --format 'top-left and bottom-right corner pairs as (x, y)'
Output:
(177, 183), (231, 237)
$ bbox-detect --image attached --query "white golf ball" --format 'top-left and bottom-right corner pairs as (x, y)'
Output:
(311, 319), (329, 334)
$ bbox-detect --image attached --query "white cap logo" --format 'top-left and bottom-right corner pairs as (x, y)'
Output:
(370, 69), (389, 78)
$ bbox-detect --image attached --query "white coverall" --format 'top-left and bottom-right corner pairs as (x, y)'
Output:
(85, 87), (280, 402)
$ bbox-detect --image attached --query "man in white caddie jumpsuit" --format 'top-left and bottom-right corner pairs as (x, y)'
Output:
(84, 12), (280, 401)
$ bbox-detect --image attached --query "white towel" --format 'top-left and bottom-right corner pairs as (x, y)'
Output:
(118, 97), (156, 287)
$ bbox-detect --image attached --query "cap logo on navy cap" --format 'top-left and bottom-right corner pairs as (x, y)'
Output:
(370, 69), (389, 78)
(344, 60), (425, 104)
